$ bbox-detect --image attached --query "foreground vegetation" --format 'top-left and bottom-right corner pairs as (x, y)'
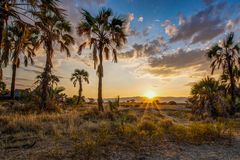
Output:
(0, 102), (239, 159)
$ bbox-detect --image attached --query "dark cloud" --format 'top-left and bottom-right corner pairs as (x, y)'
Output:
(143, 48), (211, 77)
(170, 2), (227, 44)
(148, 49), (207, 69)
(143, 67), (178, 77)
(119, 37), (167, 59)
(129, 27), (141, 37)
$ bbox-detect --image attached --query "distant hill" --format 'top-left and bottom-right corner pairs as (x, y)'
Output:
(103, 96), (187, 103)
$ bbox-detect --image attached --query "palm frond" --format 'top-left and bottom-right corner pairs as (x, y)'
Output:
(78, 42), (87, 55)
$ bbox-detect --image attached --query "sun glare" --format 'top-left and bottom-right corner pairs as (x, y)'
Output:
(145, 91), (156, 99)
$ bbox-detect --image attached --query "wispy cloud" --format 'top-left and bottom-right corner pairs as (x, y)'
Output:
(138, 16), (144, 22)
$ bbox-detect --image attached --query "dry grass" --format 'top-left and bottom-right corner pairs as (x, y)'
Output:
(0, 102), (239, 159)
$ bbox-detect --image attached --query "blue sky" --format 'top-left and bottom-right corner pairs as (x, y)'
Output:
(3, 0), (240, 98)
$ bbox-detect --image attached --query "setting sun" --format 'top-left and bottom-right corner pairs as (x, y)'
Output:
(145, 91), (156, 99)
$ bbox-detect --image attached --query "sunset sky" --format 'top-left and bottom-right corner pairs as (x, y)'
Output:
(3, 0), (240, 98)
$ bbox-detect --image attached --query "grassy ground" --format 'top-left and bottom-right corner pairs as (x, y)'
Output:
(0, 101), (240, 160)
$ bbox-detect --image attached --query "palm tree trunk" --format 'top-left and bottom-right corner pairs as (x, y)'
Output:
(0, 3), (6, 82)
(41, 40), (52, 110)
(98, 46), (104, 111)
(77, 79), (82, 105)
(229, 74), (236, 115)
(209, 97), (217, 118)
(227, 56), (236, 116)
(10, 63), (17, 99)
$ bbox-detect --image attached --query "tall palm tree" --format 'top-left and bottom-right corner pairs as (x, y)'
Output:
(6, 21), (38, 99)
(191, 77), (224, 118)
(0, 0), (38, 81)
(70, 69), (89, 104)
(33, 3), (75, 109)
(77, 8), (127, 111)
(207, 32), (240, 115)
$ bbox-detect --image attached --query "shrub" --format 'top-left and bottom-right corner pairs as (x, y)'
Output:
(120, 111), (138, 124)
(159, 119), (174, 130)
(138, 121), (157, 134)
(82, 108), (100, 121)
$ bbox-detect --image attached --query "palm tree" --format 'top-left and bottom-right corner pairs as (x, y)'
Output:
(6, 21), (38, 99)
(35, 73), (60, 89)
(70, 69), (89, 104)
(0, 0), (38, 81)
(190, 77), (224, 118)
(33, 3), (75, 109)
(207, 32), (240, 115)
(77, 8), (127, 111)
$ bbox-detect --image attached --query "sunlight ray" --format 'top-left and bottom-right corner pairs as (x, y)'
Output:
(140, 100), (151, 123)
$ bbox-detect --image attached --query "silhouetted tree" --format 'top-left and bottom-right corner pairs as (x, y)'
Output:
(0, 0), (39, 81)
(33, 1), (74, 109)
(6, 21), (38, 99)
(70, 69), (89, 104)
(77, 8), (127, 111)
(207, 32), (240, 115)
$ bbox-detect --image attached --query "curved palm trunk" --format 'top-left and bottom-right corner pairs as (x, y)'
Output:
(10, 63), (17, 99)
(229, 73), (236, 115)
(41, 40), (52, 110)
(77, 79), (82, 105)
(98, 46), (104, 111)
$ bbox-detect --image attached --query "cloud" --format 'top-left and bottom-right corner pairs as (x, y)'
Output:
(165, 25), (178, 37)
(169, 2), (227, 44)
(148, 48), (206, 69)
(4, 76), (32, 82)
(138, 16), (144, 22)
(142, 26), (152, 36)
(226, 16), (240, 30)
(125, 13), (135, 35)
(129, 27), (141, 37)
(142, 66), (178, 77)
(161, 20), (178, 37)
(143, 48), (211, 77)
(185, 82), (196, 86)
(3, 76), (34, 89)
(119, 37), (167, 59)
(178, 14), (186, 26)
(20, 67), (42, 74)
